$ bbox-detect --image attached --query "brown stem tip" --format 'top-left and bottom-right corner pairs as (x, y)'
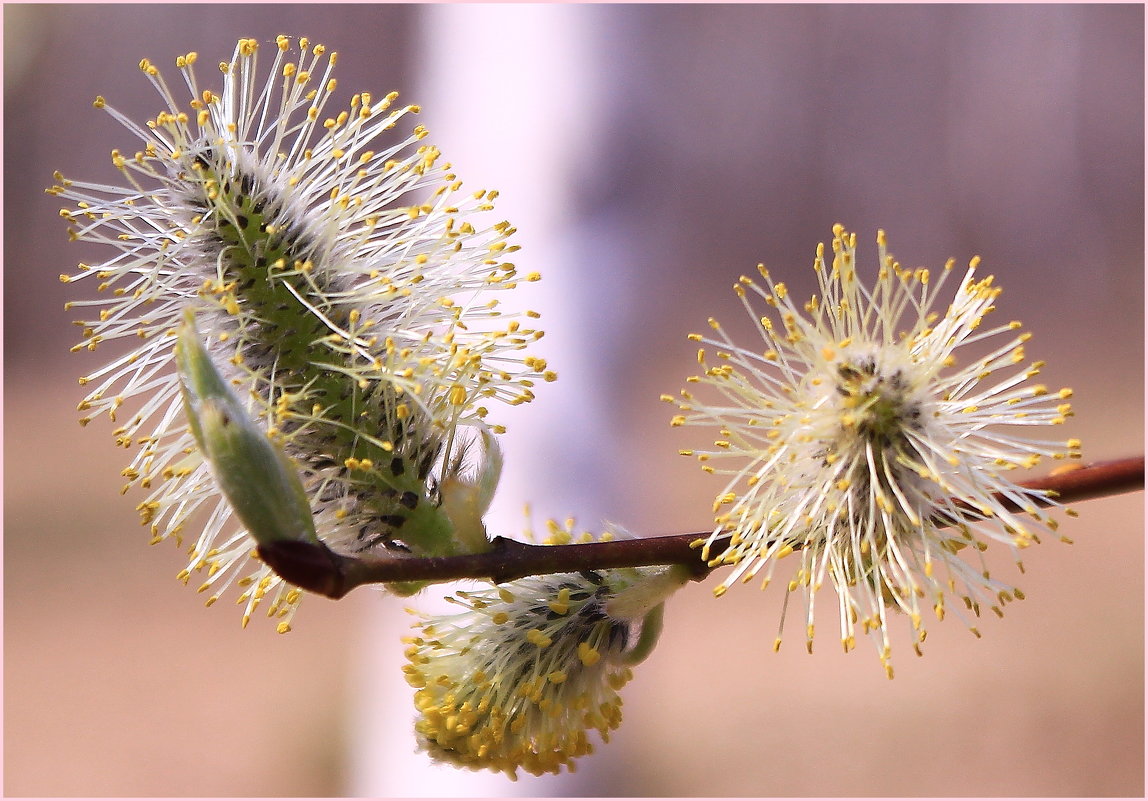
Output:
(257, 540), (347, 599)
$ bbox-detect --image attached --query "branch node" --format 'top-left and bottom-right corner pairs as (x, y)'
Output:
(257, 540), (347, 599)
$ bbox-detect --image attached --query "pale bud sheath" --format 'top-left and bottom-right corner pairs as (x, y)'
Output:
(175, 310), (319, 547)
(438, 428), (503, 553)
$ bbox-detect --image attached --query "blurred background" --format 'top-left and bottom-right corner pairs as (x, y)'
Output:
(4, 3), (1143, 796)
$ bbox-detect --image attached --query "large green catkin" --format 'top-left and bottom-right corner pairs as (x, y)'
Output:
(56, 35), (555, 627)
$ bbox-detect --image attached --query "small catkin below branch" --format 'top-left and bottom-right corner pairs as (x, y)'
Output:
(257, 456), (1144, 600)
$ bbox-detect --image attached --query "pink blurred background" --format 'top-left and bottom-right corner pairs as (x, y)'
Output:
(5, 4), (1143, 796)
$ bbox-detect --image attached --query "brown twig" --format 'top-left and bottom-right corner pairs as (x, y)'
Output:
(257, 456), (1144, 600)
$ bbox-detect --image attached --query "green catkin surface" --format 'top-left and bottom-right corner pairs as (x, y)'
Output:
(196, 158), (458, 555)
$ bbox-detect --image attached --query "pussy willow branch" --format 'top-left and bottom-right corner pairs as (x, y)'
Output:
(258, 456), (1144, 600)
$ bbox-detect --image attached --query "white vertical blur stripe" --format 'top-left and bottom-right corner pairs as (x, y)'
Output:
(345, 6), (599, 797)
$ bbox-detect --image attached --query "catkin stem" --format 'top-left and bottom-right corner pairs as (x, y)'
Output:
(256, 456), (1144, 598)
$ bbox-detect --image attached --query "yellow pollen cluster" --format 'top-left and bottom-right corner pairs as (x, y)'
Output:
(667, 224), (1082, 673)
(403, 576), (633, 778)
